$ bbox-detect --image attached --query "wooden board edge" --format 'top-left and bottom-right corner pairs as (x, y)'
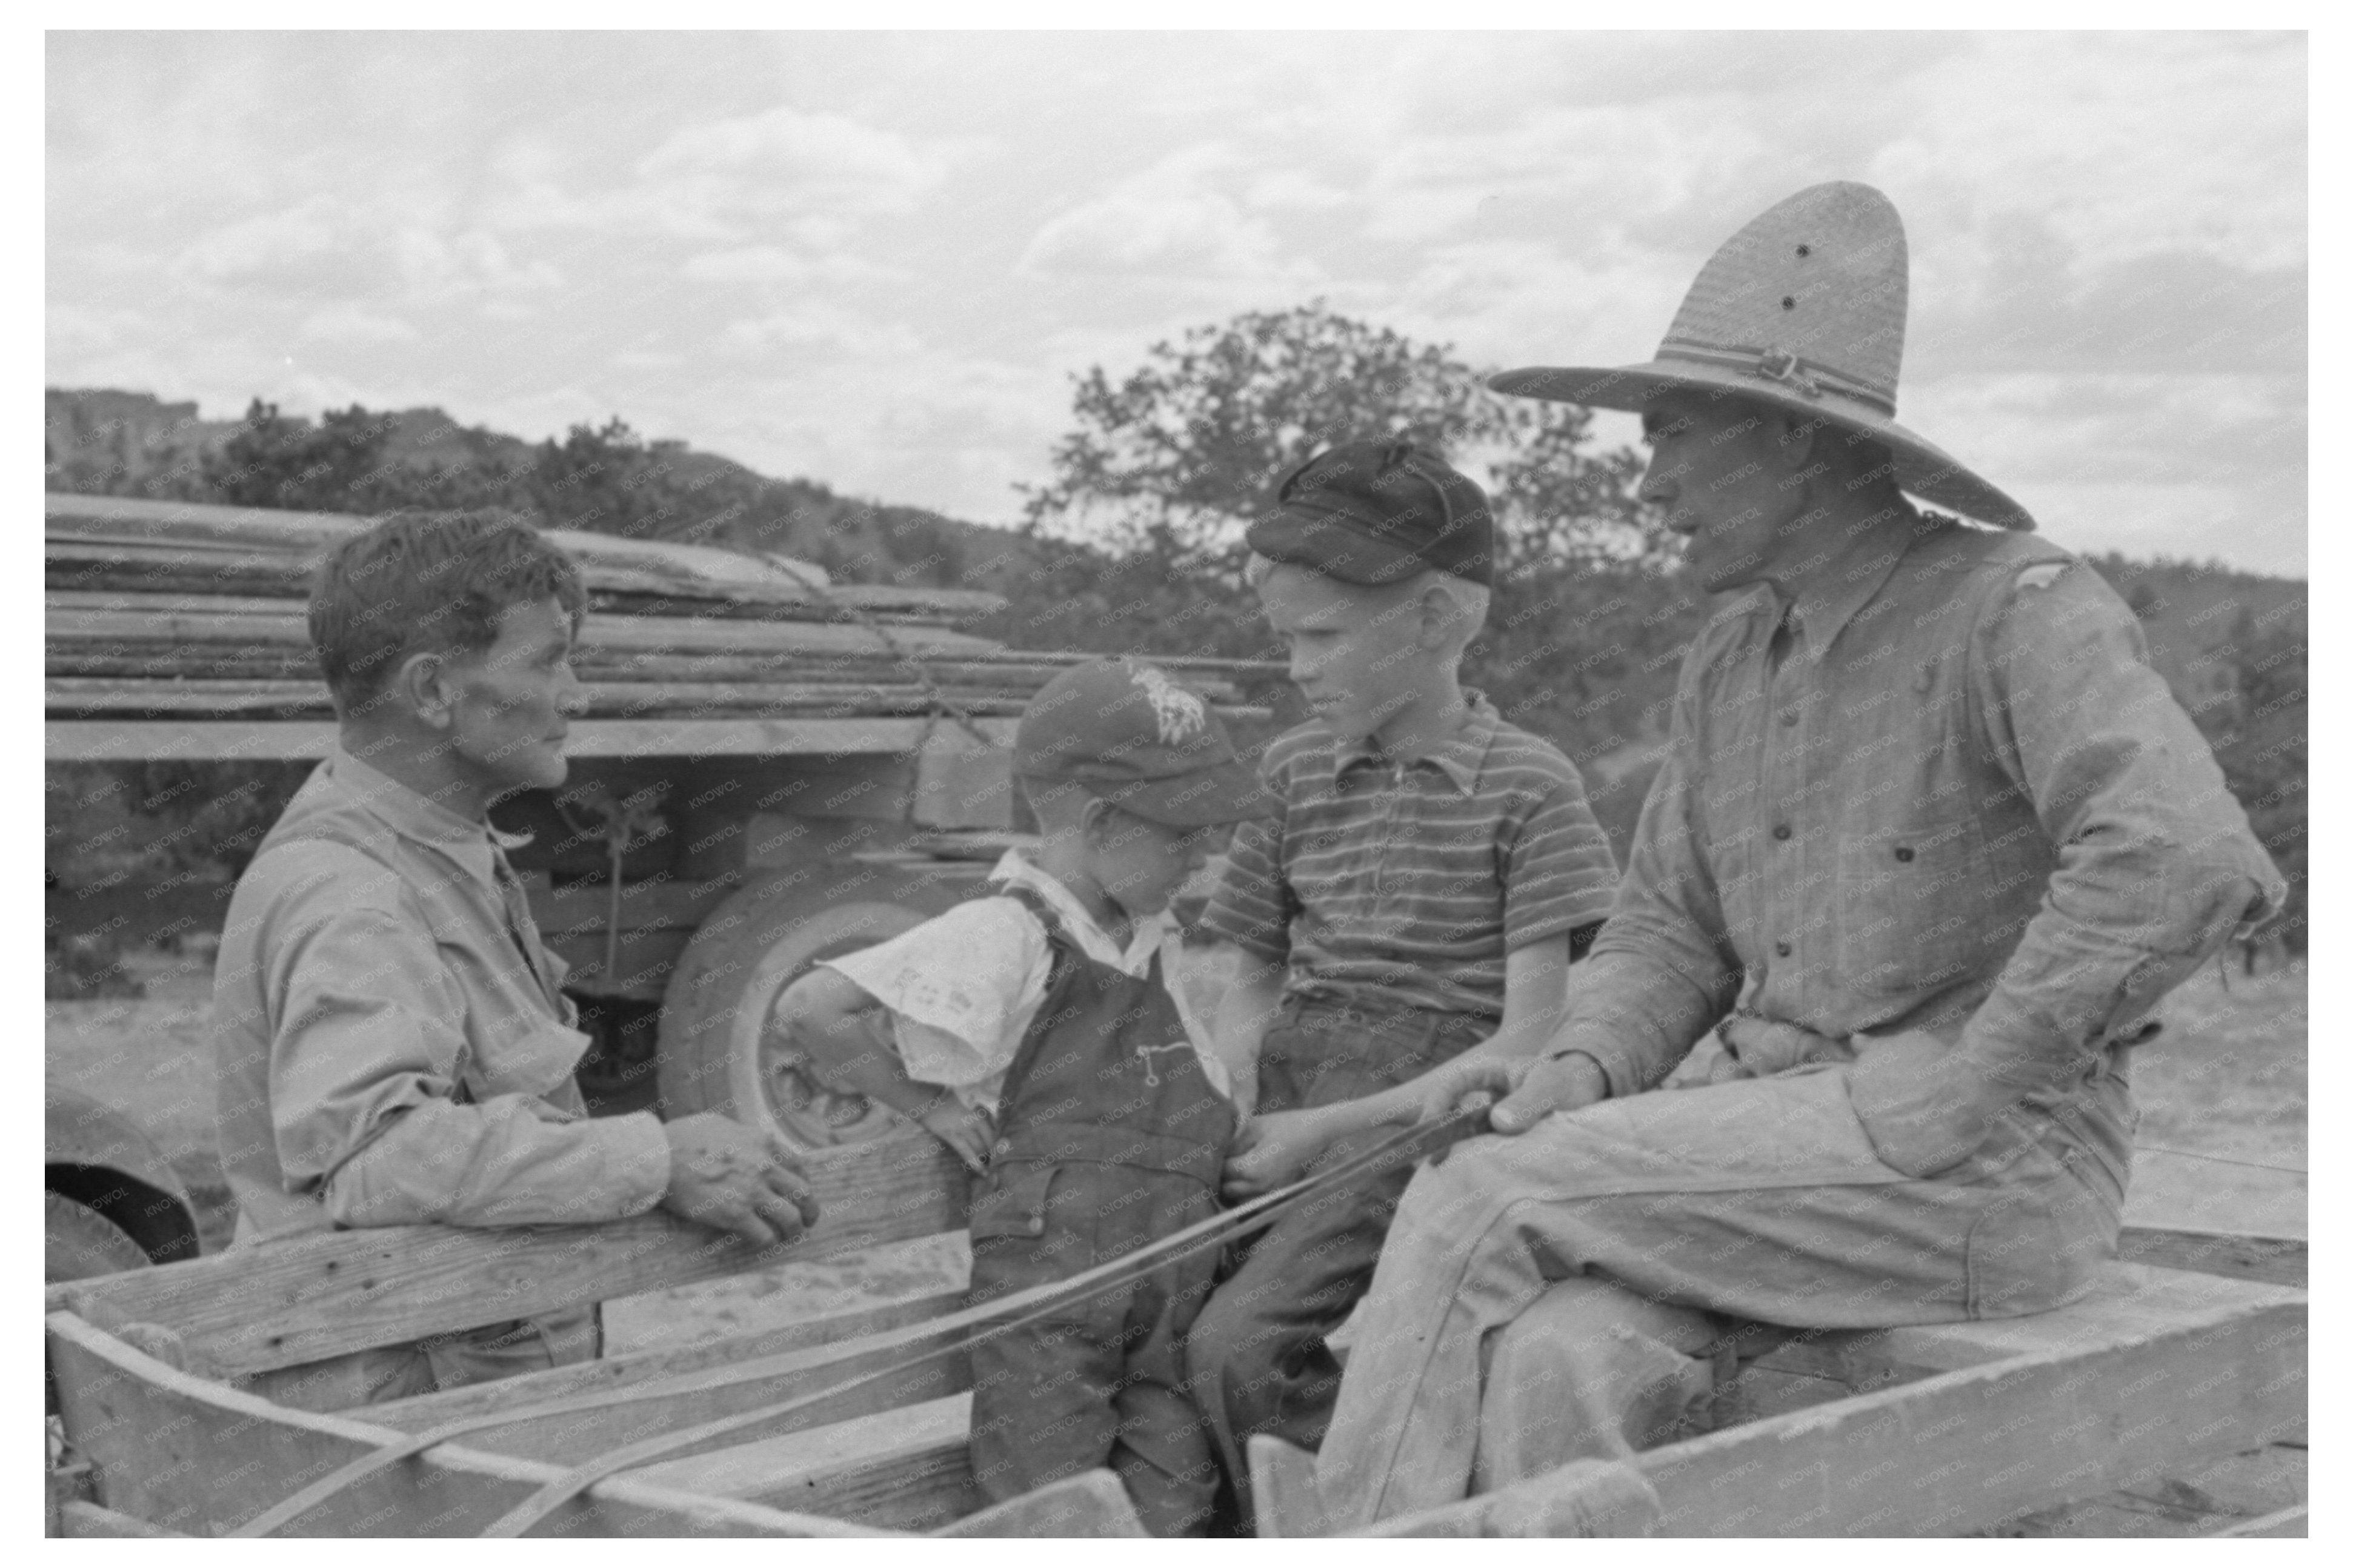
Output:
(935, 1470), (1149, 1538)
(45, 1310), (900, 1538)
(1249, 1433), (1333, 1538)
(2209, 1504), (2308, 1538)
(58, 1500), (192, 1538)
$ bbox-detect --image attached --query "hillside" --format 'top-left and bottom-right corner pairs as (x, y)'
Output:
(44, 387), (1047, 597)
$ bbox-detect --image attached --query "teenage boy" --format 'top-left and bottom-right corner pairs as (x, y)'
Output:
(214, 511), (817, 1412)
(1181, 441), (1623, 1521)
(776, 657), (1276, 1536)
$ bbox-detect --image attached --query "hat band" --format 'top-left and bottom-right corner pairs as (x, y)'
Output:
(1656, 338), (1897, 417)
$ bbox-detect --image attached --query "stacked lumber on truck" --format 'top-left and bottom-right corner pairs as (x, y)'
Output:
(45, 493), (1272, 729)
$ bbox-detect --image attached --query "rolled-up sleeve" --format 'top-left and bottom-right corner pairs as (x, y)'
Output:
(262, 856), (671, 1229)
(1954, 563), (2285, 1101)
(1564, 673), (1744, 1095)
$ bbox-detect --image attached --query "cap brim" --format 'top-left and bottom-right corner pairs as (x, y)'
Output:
(1245, 507), (1431, 585)
(1099, 758), (1279, 828)
(1489, 361), (2036, 531)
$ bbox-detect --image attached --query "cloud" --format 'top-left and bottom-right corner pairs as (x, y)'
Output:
(1910, 214), (2305, 379)
(47, 304), (148, 359)
(174, 199), (562, 311)
(501, 104), (966, 246)
(679, 245), (898, 287)
(721, 303), (922, 360)
(1017, 146), (1321, 288)
(298, 306), (419, 345)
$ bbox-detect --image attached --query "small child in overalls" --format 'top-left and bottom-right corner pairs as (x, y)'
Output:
(779, 657), (1276, 1535)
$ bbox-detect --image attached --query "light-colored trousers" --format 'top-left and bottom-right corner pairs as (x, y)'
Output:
(1316, 1060), (2128, 1526)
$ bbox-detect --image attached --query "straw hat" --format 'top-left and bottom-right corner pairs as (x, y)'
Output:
(1491, 181), (2033, 530)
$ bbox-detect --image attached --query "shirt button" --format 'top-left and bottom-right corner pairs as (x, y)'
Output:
(1775, 940), (1792, 957)
(993, 1138), (1012, 1158)
(1894, 846), (1915, 863)
(1028, 1216), (1045, 1236)
(1780, 710), (1800, 727)
(1772, 823), (1792, 842)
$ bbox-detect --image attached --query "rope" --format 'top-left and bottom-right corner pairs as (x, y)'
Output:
(2134, 1143), (2307, 1176)
(757, 552), (997, 752)
(228, 1106), (1489, 1538)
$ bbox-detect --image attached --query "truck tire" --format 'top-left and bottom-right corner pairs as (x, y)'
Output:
(45, 1089), (203, 1277)
(657, 866), (968, 1157)
(45, 1191), (151, 1284)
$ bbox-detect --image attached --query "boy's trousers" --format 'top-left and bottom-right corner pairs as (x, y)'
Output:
(1183, 993), (1490, 1522)
(966, 1156), (1223, 1536)
(1314, 1052), (2131, 1527)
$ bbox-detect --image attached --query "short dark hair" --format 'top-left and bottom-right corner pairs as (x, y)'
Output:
(308, 510), (586, 711)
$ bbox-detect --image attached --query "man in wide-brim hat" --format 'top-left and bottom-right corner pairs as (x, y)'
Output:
(1308, 181), (2286, 1525)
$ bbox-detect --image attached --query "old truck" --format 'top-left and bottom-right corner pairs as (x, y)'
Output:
(42, 489), (1278, 1277)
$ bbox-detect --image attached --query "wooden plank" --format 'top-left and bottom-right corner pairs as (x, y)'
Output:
(45, 716), (1020, 762)
(1749, 1262), (2306, 1384)
(626, 1392), (975, 1532)
(369, 1289), (967, 1441)
(47, 603), (997, 659)
(58, 1500), (192, 1538)
(934, 1469), (1148, 1537)
(48, 1134), (967, 1376)
(2117, 1224), (2306, 1288)
(45, 491), (947, 617)
(1366, 1283), (2305, 1538)
(46, 677), (1035, 719)
(45, 1312), (896, 1538)
(2211, 1504), (2306, 1538)
(47, 720), (344, 760)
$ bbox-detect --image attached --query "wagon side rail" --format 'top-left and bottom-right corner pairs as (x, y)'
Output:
(44, 1131), (967, 1383)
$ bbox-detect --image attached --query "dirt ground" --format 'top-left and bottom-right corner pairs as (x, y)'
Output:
(46, 952), (2305, 1352)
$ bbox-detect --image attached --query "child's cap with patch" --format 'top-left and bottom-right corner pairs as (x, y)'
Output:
(1015, 657), (1277, 828)
(1247, 439), (1496, 588)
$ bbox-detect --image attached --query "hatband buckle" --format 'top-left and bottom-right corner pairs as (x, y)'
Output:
(1754, 348), (1823, 399)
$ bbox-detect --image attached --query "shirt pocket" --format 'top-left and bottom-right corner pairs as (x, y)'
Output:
(1836, 817), (1984, 999)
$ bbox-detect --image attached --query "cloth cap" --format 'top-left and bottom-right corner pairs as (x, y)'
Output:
(1014, 657), (1277, 827)
(1246, 440), (1497, 588)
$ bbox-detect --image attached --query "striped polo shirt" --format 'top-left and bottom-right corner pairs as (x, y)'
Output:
(1197, 694), (1621, 1020)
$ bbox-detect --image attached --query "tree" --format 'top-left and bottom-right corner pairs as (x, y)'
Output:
(1020, 302), (1663, 574)
(1009, 304), (1704, 842)
(202, 399), (525, 514)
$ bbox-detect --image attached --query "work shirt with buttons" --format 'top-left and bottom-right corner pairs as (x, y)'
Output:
(1198, 693), (1620, 1021)
(213, 748), (672, 1244)
(1557, 510), (2283, 1184)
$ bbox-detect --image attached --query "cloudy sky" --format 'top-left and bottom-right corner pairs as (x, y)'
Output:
(47, 30), (2307, 574)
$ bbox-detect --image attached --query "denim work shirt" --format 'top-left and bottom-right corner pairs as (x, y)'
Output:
(1559, 512), (2283, 1192)
(214, 748), (671, 1243)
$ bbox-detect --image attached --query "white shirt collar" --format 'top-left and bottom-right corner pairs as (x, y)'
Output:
(987, 848), (1179, 975)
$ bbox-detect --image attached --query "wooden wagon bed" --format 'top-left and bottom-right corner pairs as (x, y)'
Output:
(44, 1131), (2306, 1538)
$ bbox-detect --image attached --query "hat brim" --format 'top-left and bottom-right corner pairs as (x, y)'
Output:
(1095, 757), (1279, 828)
(1489, 360), (2035, 531)
(1245, 507), (1439, 586)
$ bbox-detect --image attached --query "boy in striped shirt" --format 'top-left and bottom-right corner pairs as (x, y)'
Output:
(1183, 440), (1621, 1524)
